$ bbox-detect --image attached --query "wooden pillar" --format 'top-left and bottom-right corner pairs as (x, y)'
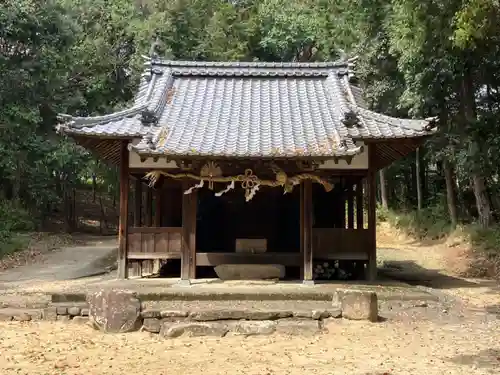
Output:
(301, 180), (313, 284)
(347, 180), (355, 229)
(133, 178), (142, 227)
(367, 144), (377, 281)
(181, 181), (197, 283)
(355, 181), (364, 229)
(118, 141), (130, 279)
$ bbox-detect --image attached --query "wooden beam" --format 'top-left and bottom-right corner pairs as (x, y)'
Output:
(181, 181), (197, 282)
(128, 253), (181, 260)
(367, 145), (377, 281)
(118, 140), (130, 279)
(301, 180), (313, 283)
(195, 252), (367, 266)
(129, 226), (182, 234)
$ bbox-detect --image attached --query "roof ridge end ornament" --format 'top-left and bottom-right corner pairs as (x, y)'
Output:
(149, 33), (162, 61)
(334, 53), (358, 79)
(146, 33), (167, 77)
(424, 116), (439, 131)
(342, 109), (362, 128)
(141, 109), (158, 126)
(144, 133), (156, 150)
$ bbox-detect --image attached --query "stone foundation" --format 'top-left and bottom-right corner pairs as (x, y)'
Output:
(139, 308), (341, 336)
(0, 304), (89, 323)
(0, 289), (379, 337)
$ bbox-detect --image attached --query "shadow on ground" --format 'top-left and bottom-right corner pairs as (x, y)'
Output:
(450, 349), (500, 369)
(485, 304), (500, 318)
(379, 260), (491, 289)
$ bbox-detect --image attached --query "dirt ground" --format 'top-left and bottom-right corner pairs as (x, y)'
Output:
(0, 317), (499, 375)
(1, 226), (500, 375)
(377, 222), (500, 310)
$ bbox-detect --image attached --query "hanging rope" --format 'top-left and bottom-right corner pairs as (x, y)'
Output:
(144, 167), (333, 202)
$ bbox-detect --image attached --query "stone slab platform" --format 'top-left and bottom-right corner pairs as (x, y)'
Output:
(0, 278), (438, 309)
(50, 278), (436, 303)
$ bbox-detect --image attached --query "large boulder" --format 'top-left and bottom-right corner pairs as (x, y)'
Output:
(87, 289), (142, 333)
(214, 264), (285, 280)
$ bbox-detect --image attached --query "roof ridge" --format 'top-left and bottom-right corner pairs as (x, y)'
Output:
(142, 57), (349, 69)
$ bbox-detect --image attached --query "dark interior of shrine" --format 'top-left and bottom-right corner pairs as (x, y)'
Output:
(158, 179), (367, 280)
(196, 185), (300, 253)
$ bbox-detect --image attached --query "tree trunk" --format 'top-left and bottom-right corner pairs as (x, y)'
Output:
(416, 148), (423, 211)
(461, 64), (492, 228)
(92, 173), (97, 203)
(472, 174), (491, 228)
(379, 169), (388, 209)
(443, 158), (458, 228)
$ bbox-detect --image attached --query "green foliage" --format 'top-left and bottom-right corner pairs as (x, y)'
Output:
(0, 201), (33, 257)
(378, 205), (453, 240)
(1, 0), (500, 275)
(0, 200), (34, 233)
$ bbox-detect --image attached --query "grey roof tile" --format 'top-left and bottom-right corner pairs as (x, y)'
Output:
(57, 59), (436, 157)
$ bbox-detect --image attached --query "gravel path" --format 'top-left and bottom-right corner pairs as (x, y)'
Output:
(0, 236), (117, 292)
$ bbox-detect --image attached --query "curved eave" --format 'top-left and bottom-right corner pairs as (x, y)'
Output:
(347, 105), (438, 140)
(127, 143), (363, 160)
(56, 123), (142, 139)
(56, 66), (174, 138)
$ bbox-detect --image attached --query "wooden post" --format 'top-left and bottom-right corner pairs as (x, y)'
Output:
(299, 185), (304, 280)
(355, 181), (364, 229)
(181, 181), (197, 283)
(301, 180), (313, 284)
(347, 180), (354, 229)
(367, 144), (377, 281)
(118, 141), (130, 279)
(134, 178), (142, 227)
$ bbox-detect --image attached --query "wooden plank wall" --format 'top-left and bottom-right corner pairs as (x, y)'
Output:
(312, 229), (370, 260)
(127, 227), (182, 277)
(127, 180), (182, 278)
(312, 176), (372, 261)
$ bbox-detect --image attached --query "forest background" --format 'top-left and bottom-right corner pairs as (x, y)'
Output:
(2, 0), (500, 277)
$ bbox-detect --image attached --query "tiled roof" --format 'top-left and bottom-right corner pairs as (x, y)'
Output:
(57, 58), (436, 158)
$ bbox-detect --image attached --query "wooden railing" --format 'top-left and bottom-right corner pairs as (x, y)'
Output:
(128, 227), (182, 260)
(126, 226), (370, 277)
(312, 228), (370, 260)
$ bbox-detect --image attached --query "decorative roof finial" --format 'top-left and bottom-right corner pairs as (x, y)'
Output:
(347, 55), (358, 79)
(149, 33), (162, 60)
(338, 49), (348, 62)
